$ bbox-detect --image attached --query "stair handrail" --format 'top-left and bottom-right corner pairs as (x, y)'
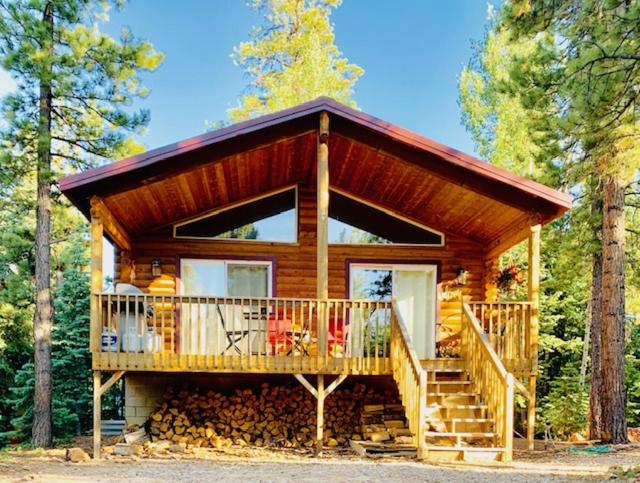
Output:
(390, 299), (427, 458)
(461, 302), (514, 462)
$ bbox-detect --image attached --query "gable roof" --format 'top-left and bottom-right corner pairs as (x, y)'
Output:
(60, 97), (571, 245)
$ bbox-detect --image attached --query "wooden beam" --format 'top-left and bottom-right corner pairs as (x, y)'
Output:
(513, 377), (532, 401)
(527, 224), (541, 451)
(98, 370), (125, 397)
(89, 208), (103, 353)
(317, 112), (330, 358)
(484, 214), (541, 260)
(316, 374), (325, 455)
(294, 374), (318, 399)
(324, 374), (347, 397)
(93, 371), (101, 459)
(90, 196), (131, 251)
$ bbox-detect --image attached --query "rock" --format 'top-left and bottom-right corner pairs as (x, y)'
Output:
(168, 443), (187, 453)
(569, 432), (586, 442)
(131, 444), (144, 456)
(395, 436), (414, 445)
(66, 447), (90, 463)
(368, 431), (390, 443)
(102, 445), (115, 455)
(113, 443), (133, 456)
(327, 438), (338, 447)
(124, 428), (146, 444)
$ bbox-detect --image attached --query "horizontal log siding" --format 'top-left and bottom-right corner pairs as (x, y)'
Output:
(115, 184), (485, 339)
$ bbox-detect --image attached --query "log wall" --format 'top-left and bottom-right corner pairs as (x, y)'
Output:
(114, 183), (485, 342)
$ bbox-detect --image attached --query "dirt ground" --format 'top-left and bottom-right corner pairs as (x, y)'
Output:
(1, 442), (639, 482)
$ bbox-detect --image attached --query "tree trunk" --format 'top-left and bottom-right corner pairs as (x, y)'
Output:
(32, 1), (54, 448)
(588, 192), (603, 440)
(599, 174), (627, 444)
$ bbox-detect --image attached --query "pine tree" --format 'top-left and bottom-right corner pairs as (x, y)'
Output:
(228, 0), (363, 122)
(0, 0), (163, 447)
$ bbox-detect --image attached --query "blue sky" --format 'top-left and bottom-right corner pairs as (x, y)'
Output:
(0, 1), (491, 279)
(89, 1), (493, 279)
(102, 0), (491, 156)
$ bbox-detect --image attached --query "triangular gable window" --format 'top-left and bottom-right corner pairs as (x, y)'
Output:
(328, 190), (444, 245)
(174, 187), (297, 242)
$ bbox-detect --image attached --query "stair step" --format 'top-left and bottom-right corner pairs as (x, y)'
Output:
(426, 393), (479, 404)
(427, 404), (489, 419)
(429, 381), (473, 392)
(425, 431), (496, 438)
(425, 417), (492, 423)
(423, 445), (505, 463)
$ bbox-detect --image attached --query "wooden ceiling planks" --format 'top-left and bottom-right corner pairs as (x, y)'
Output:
(98, 132), (317, 236)
(60, 97), (571, 245)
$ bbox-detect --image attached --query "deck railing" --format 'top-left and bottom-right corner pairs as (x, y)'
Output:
(92, 293), (391, 374)
(390, 300), (427, 456)
(461, 303), (514, 462)
(468, 301), (533, 375)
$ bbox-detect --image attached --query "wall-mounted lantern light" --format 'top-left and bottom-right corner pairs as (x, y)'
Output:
(455, 267), (468, 286)
(151, 259), (162, 277)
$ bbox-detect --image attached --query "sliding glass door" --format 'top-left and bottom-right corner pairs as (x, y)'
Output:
(180, 259), (271, 355)
(350, 263), (437, 359)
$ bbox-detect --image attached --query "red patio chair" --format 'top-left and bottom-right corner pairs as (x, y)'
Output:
(267, 315), (292, 355)
(327, 317), (346, 356)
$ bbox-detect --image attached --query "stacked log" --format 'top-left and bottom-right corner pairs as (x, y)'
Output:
(148, 382), (402, 448)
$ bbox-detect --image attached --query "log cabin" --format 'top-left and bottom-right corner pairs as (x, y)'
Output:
(60, 97), (571, 462)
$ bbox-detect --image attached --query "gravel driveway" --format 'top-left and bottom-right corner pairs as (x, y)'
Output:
(2, 444), (639, 482)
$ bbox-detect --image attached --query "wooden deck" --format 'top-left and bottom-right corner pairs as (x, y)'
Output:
(93, 294), (394, 375)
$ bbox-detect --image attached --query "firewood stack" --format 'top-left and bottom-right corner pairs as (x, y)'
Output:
(148, 382), (403, 449)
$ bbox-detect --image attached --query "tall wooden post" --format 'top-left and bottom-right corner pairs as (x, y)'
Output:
(93, 371), (102, 458)
(316, 112), (329, 454)
(90, 199), (103, 458)
(316, 374), (325, 454)
(527, 224), (541, 450)
(317, 113), (330, 304)
(90, 199), (103, 352)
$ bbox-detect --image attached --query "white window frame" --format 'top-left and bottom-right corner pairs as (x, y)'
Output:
(179, 258), (273, 297)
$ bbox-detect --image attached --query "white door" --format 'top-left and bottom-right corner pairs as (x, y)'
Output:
(349, 264), (437, 359)
(393, 267), (437, 359)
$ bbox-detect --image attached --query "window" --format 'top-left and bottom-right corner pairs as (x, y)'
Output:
(174, 187), (297, 243)
(329, 190), (444, 245)
(180, 259), (272, 297)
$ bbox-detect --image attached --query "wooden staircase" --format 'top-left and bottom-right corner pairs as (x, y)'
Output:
(421, 363), (506, 462)
(389, 301), (515, 464)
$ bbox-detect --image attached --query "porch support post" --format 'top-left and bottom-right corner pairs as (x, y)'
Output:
(316, 374), (325, 454)
(89, 199), (103, 354)
(294, 373), (348, 455)
(317, 112), (330, 360)
(93, 371), (101, 458)
(93, 370), (125, 459)
(527, 224), (541, 450)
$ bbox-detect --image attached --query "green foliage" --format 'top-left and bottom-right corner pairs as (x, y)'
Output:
(458, 8), (562, 183)
(228, 0), (363, 122)
(539, 367), (589, 439)
(626, 320), (640, 427)
(460, 1), (640, 438)
(0, 0), (161, 446)
(0, 0), (164, 177)
(1, 236), (91, 444)
(219, 224), (259, 240)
